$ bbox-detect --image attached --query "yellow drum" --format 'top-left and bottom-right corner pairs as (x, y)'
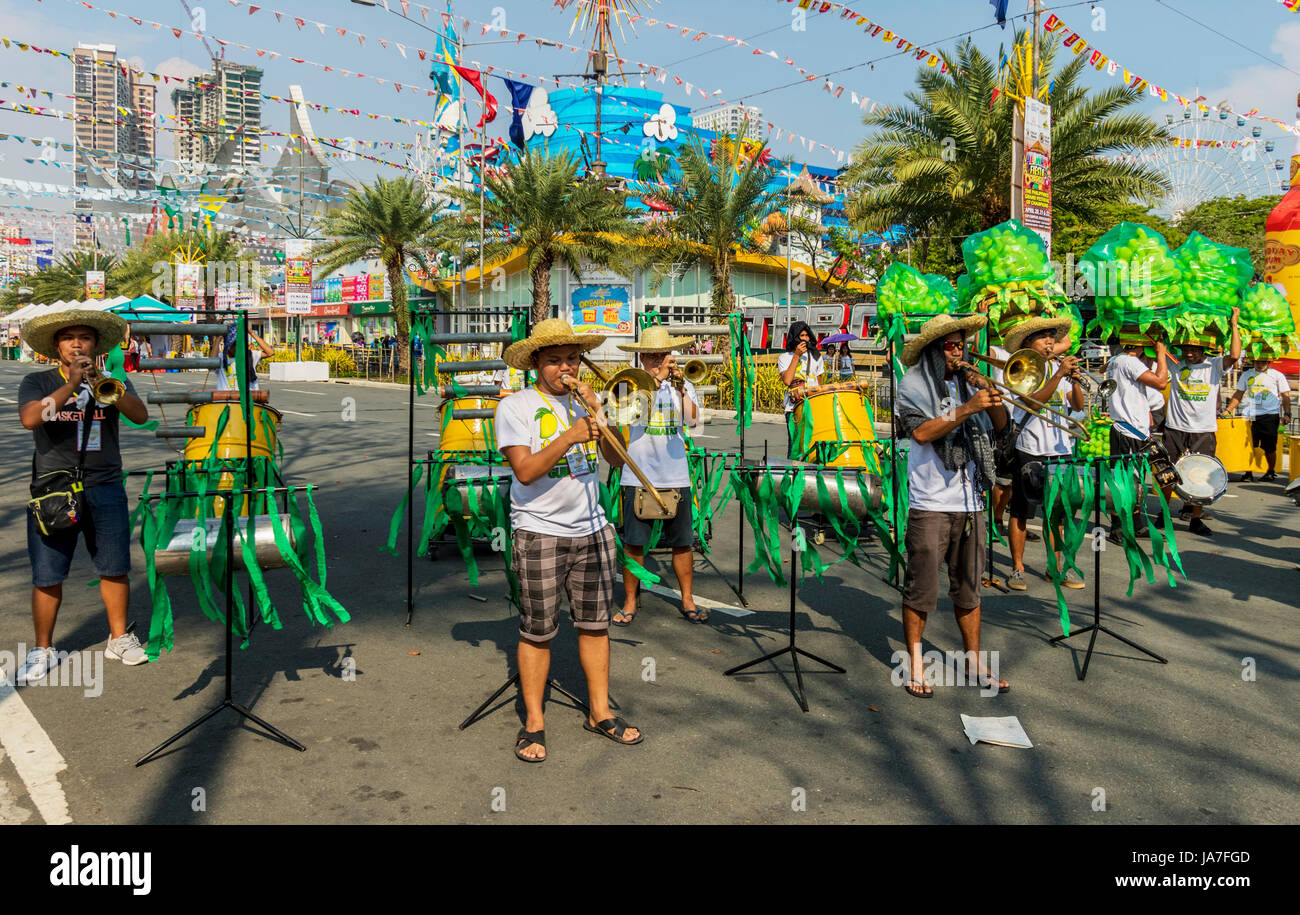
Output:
(438, 396), (500, 454)
(1215, 417), (1286, 473)
(182, 402), (283, 518)
(795, 388), (878, 470)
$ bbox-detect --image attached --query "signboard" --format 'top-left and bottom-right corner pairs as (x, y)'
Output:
(176, 261), (202, 310)
(1023, 98), (1053, 256)
(352, 301), (393, 316)
(570, 285), (633, 336)
(284, 238), (312, 315)
(310, 303), (350, 316)
(84, 270), (105, 299)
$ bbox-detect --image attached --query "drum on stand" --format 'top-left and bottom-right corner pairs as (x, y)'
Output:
(183, 401), (283, 518)
(793, 387), (878, 470)
(1173, 453), (1228, 505)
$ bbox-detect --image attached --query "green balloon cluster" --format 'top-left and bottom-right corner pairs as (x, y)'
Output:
(1082, 223), (1183, 338)
(1239, 282), (1299, 359)
(876, 262), (955, 329)
(1173, 232), (1252, 320)
(962, 220), (1052, 293)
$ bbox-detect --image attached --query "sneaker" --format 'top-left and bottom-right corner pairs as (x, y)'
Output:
(16, 646), (57, 685)
(1063, 569), (1086, 590)
(1007, 569), (1027, 591)
(105, 631), (148, 666)
(1178, 504), (1195, 521)
(1189, 517), (1213, 538)
(1240, 472), (1254, 483)
(1026, 529), (1042, 542)
(1261, 472), (1277, 483)
(1106, 530), (1125, 546)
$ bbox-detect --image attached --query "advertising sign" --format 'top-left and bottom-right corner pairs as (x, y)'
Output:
(1023, 98), (1053, 256)
(284, 238), (312, 315)
(84, 269), (105, 299)
(176, 261), (202, 310)
(570, 285), (633, 336)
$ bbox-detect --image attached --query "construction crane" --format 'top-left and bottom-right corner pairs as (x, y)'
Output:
(175, 0), (224, 63)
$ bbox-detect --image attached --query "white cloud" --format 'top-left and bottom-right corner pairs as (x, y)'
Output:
(1208, 21), (1300, 130)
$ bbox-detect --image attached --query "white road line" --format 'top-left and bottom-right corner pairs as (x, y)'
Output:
(0, 396), (16, 404)
(0, 678), (72, 824)
(278, 409), (315, 417)
(284, 389), (327, 396)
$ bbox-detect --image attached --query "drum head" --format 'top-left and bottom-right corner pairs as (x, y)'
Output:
(1173, 453), (1227, 505)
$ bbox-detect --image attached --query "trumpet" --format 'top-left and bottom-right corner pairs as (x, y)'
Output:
(960, 348), (1091, 441)
(80, 361), (125, 406)
(1069, 366), (1118, 405)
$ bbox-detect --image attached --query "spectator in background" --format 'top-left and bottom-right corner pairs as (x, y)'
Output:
(1224, 358), (1292, 483)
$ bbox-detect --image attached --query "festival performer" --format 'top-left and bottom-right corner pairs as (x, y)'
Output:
(1224, 357), (1292, 483)
(778, 320), (824, 458)
(17, 310), (150, 683)
(1105, 335), (1169, 540)
(211, 326), (274, 391)
(896, 315), (1011, 698)
(613, 326), (702, 625)
(993, 317), (1087, 591)
(495, 319), (642, 762)
(1164, 307), (1241, 535)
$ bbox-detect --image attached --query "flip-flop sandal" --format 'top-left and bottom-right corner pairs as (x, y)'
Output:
(612, 607), (638, 627)
(976, 678), (1011, 695)
(584, 716), (643, 746)
(904, 678), (933, 699)
(514, 727), (546, 763)
(677, 605), (708, 623)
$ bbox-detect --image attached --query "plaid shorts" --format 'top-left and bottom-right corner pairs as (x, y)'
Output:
(511, 525), (617, 642)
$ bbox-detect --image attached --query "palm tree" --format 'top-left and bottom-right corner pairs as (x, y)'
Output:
(442, 149), (634, 325)
(22, 250), (119, 303)
(312, 176), (438, 375)
(113, 229), (253, 303)
(649, 133), (782, 314)
(844, 36), (1171, 269)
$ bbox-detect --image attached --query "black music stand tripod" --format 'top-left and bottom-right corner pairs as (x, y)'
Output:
(1043, 453), (1169, 680)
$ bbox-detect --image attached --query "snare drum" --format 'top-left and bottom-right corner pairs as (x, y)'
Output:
(1173, 453), (1228, 505)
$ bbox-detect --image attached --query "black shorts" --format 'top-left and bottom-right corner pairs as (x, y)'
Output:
(1164, 427), (1215, 462)
(620, 486), (694, 549)
(1250, 414), (1280, 451)
(1109, 426), (1146, 455)
(1008, 449), (1059, 522)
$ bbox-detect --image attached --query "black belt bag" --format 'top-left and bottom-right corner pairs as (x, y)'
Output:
(27, 402), (92, 536)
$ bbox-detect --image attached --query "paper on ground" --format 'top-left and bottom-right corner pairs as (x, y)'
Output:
(961, 714), (1033, 748)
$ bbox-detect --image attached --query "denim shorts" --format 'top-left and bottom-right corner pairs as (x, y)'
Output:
(27, 482), (132, 587)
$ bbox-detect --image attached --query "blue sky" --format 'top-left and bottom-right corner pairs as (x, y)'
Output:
(1, 0), (1297, 218)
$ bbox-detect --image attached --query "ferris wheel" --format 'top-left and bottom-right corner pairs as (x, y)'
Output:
(1147, 106), (1290, 220)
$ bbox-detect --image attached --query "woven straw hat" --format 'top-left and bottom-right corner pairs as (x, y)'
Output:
(502, 318), (605, 370)
(616, 324), (695, 354)
(1003, 315), (1072, 354)
(21, 309), (128, 361)
(900, 314), (986, 367)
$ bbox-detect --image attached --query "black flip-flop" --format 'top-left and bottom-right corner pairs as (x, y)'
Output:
(677, 605), (708, 623)
(975, 677), (1011, 695)
(904, 679), (933, 699)
(514, 727), (546, 763)
(584, 716), (643, 746)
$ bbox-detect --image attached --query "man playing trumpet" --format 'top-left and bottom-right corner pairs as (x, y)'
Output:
(614, 326), (703, 625)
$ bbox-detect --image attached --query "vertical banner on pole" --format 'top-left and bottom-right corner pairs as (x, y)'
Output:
(285, 239), (313, 317)
(85, 270), (106, 299)
(1023, 98), (1053, 257)
(176, 262), (202, 311)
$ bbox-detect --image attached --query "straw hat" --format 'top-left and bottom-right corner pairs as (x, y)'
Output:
(615, 325), (695, 354)
(21, 309), (128, 361)
(900, 314), (987, 367)
(502, 318), (605, 370)
(1002, 315), (1072, 354)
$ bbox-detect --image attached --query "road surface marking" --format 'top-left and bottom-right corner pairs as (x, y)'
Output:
(0, 396), (16, 404)
(284, 389), (327, 396)
(0, 678), (72, 824)
(278, 409), (315, 417)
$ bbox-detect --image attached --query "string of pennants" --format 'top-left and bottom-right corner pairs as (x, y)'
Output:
(0, 33), (862, 169)
(777, 0), (1297, 138)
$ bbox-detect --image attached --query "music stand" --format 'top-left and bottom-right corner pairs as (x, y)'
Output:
(1041, 452), (1169, 680)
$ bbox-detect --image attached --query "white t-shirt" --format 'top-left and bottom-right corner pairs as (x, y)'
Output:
(495, 387), (605, 537)
(1107, 353), (1152, 440)
(1166, 356), (1223, 433)
(838, 355), (855, 378)
(906, 380), (985, 512)
(624, 379), (697, 489)
(777, 351), (825, 413)
(215, 349), (264, 391)
(1014, 366), (1075, 457)
(1236, 368), (1289, 418)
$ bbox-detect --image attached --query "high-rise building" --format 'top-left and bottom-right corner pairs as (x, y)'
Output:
(691, 104), (766, 141)
(171, 60), (263, 169)
(72, 43), (156, 244)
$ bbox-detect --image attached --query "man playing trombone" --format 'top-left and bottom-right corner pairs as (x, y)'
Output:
(996, 317), (1086, 591)
(614, 326), (703, 625)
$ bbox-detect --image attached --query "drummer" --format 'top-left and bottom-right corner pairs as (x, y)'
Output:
(1163, 307), (1240, 536)
(778, 321), (824, 458)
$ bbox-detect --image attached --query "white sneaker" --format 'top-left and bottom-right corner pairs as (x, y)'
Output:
(105, 631), (148, 666)
(17, 646), (58, 685)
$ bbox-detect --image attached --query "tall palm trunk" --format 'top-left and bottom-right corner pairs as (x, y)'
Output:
(387, 256), (410, 376)
(530, 255), (554, 325)
(709, 258), (734, 314)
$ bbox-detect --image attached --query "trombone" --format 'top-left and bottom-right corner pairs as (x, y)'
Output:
(670, 357), (708, 392)
(961, 348), (1091, 441)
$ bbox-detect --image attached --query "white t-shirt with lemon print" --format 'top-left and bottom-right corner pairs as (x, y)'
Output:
(495, 387), (606, 537)
(1235, 368), (1288, 418)
(625, 379), (697, 489)
(1166, 356), (1223, 433)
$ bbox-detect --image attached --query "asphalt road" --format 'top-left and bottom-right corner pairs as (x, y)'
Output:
(0, 361), (1296, 824)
